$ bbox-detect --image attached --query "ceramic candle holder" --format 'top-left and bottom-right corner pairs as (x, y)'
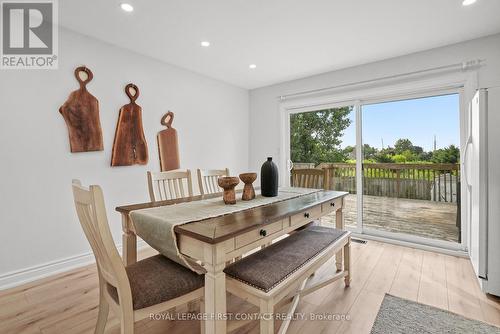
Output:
(217, 176), (240, 204)
(239, 173), (257, 201)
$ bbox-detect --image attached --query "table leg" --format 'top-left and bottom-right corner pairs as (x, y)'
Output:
(204, 271), (226, 334)
(335, 207), (344, 271)
(123, 232), (137, 266)
(121, 214), (137, 266)
(203, 245), (227, 334)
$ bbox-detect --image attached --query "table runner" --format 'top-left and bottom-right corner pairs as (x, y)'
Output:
(130, 187), (319, 273)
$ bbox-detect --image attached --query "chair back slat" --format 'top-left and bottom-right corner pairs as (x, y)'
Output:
(290, 168), (325, 189)
(167, 179), (174, 199)
(173, 179), (180, 198)
(147, 170), (193, 201)
(197, 168), (230, 195)
(209, 176), (217, 193)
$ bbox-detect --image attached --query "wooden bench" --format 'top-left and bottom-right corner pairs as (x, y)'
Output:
(224, 225), (351, 334)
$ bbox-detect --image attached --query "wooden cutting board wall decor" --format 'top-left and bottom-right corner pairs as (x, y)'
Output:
(59, 66), (104, 152)
(111, 83), (149, 166)
(157, 111), (180, 171)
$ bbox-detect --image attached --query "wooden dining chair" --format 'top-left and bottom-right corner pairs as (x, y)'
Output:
(291, 168), (327, 189)
(72, 180), (204, 334)
(197, 168), (230, 195)
(147, 170), (193, 202)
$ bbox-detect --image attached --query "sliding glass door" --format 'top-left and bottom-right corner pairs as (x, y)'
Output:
(286, 91), (462, 248)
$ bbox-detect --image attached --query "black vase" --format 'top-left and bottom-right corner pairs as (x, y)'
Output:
(261, 157), (278, 197)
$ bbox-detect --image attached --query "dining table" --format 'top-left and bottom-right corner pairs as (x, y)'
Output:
(116, 188), (348, 334)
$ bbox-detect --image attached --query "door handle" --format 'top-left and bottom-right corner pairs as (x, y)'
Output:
(462, 136), (472, 188)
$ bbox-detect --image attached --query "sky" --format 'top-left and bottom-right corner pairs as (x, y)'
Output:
(340, 93), (460, 152)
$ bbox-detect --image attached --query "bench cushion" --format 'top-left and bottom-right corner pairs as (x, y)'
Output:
(224, 225), (348, 292)
(107, 254), (204, 310)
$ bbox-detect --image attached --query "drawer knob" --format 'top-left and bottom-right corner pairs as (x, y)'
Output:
(260, 229), (267, 237)
(330, 202), (335, 207)
(304, 212), (310, 218)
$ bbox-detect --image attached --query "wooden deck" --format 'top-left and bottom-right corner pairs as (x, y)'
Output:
(321, 194), (459, 242)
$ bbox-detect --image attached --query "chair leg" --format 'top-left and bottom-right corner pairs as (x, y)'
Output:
(94, 294), (109, 334)
(120, 302), (135, 334)
(259, 298), (274, 334)
(200, 298), (205, 334)
(344, 240), (351, 287)
(120, 315), (134, 334)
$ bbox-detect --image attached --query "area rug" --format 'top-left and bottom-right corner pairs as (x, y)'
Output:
(371, 294), (500, 334)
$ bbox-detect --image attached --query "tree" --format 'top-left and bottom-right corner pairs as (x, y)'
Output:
(418, 151), (433, 161)
(290, 107), (352, 165)
(431, 145), (460, 163)
(393, 150), (418, 162)
(290, 121), (460, 165)
(363, 144), (378, 160)
(394, 139), (414, 154)
(381, 146), (396, 156)
(374, 152), (394, 163)
(412, 145), (424, 155)
(343, 145), (356, 160)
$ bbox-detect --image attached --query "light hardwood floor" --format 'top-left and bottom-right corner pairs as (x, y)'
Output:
(1, 241), (499, 334)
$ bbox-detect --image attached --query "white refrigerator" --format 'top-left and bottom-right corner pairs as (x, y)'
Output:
(465, 87), (500, 296)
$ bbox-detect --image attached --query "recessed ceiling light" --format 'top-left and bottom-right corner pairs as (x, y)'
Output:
(462, 0), (477, 6)
(200, 41), (211, 47)
(120, 3), (134, 12)
(249, 64), (257, 69)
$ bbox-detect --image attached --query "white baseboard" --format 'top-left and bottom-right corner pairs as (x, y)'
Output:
(0, 240), (149, 291)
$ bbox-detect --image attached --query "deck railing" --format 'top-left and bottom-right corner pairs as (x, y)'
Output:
(292, 162), (316, 169)
(292, 163), (460, 203)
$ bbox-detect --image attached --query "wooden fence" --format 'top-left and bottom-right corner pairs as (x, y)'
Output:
(292, 163), (460, 203)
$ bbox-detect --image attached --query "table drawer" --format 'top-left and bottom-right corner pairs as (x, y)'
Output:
(322, 198), (342, 215)
(235, 220), (284, 249)
(290, 205), (322, 227)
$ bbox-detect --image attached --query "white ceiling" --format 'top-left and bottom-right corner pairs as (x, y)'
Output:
(59, 0), (500, 89)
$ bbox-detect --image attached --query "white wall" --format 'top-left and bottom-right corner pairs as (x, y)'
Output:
(0, 28), (249, 285)
(249, 34), (500, 172)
